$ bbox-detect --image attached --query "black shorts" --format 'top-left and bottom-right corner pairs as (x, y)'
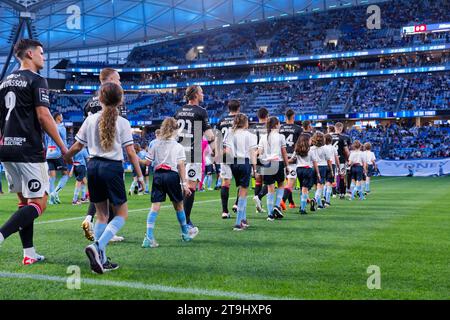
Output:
(214, 163), (221, 174)
(73, 165), (86, 182)
(315, 166), (327, 185)
(205, 164), (214, 175)
(133, 165), (149, 177)
(367, 165), (375, 177)
(87, 158), (126, 206)
(151, 169), (183, 203)
(351, 165), (364, 182)
(47, 158), (67, 171)
(262, 161), (285, 185)
(296, 167), (314, 190)
(325, 165), (335, 184)
(230, 162), (252, 188)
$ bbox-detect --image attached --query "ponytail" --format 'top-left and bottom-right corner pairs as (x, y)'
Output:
(98, 82), (123, 151)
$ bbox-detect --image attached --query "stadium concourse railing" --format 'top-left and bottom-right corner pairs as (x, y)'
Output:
(65, 44), (450, 74)
(66, 64), (450, 91)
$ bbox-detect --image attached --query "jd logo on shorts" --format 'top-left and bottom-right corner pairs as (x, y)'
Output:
(188, 169), (196, 178)
(28, 179), (42, 192)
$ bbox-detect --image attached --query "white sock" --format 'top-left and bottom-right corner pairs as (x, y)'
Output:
(0, 232), (4, 244)
(24, 247), (36, 258)
(84, 215), (93, 223)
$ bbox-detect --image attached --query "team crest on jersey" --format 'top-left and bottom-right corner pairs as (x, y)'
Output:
(28, 179), (41, 192)
(188, 169), (196, 178)
(290, 170), (296, 176)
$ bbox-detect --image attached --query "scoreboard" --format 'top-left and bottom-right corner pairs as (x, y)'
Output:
(402, 22), (450, 35)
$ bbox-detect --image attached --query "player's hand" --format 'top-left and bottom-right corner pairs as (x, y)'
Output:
(61, 146), (69, 156)
(183, 184), (192, 197)
(63, 153), (73, 165)
(137, 177), (145, 192)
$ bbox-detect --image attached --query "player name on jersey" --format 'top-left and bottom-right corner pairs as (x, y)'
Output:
(0, 70), (50, 163)
(174, 104), (210, 163)
(280, 123), (303, 156)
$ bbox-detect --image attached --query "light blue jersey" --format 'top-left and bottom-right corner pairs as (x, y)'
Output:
(45, 123), (67, 159)
(73, 148), (89, 167)
(137, 150), (147, 161)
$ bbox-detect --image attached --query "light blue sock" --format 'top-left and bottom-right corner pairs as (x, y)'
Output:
(94, 222), (107, 241)
(366, 181), (370, 192)
(73, 187), (80, 202)
(81, 185), (87, 199)
(129, 181), (136, 192)
(267, 193), (274, 216)
(146, 211), (158, 239)
(352, 185), (358, 199)
(216, 178), (222, 188)
(176, 210), (188, 234)
(236, 197), (247, 225)
(55, 175), (69, 194)
(207, 176), (212, 189)
(49, 176), (56, 194)
(301, 193), (308, 211)
(315, 189), (322, 205)
(326, 186), (332, 203)
(359, 185), (365, 200)
(275, 188), (284, 207)
(98, 216), (125, 251)
(145, 182), (149, 193)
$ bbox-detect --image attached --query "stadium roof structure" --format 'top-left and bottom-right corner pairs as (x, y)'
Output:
(0, 0), (390, 55)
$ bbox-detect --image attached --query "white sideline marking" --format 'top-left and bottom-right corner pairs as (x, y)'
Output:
(0, 271), (294, 300)
(35, 199), (221, 225)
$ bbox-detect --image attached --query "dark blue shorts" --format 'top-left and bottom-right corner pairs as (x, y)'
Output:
(296, 167), (314, 190)
(367, 165), (375, 177)
(325, 164), (336, 183)
(315, 166), (327, 185)
(262, 161), (286, 185)
(151, 169), (183, 203)
(230, 161), (252, 188)
(74, 165), (86, 182)
(214, 163), (221, 174)
(133, 165), (149, 177)
(87, 158), (126, 206)
(205, 164), (214, 175)
(351, 165), (364, 182)
(47, 158), (67, 171)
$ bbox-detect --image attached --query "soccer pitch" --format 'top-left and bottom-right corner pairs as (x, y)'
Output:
(0, 175), (449, 300)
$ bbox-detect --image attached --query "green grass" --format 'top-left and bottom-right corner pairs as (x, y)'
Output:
(0, 175), (449, 300)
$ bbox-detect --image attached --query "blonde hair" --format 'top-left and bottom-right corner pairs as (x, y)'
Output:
(159, 117), (178, 140)
(98, 82), (123, 151)
(100, 68), (117, 83)
(311, 132), (325, 147)
(352, 140), (362, 150)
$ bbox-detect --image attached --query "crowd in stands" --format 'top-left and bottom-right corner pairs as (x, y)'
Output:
(121, 0), (448, 67)
(67, 51), (449, 90)
(55, 71), (449, 122)
(348, 123), (450, 160)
